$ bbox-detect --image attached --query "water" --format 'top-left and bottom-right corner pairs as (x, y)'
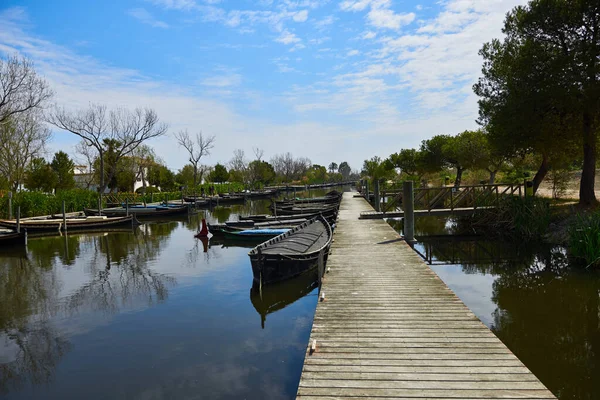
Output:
(0, 190), (336, 400)
(394, 216), (600, 400)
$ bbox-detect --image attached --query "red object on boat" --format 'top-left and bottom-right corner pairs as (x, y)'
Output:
(196, 218), (209, 237)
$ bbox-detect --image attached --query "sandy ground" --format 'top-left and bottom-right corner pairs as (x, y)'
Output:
(536, 169), (600, 200)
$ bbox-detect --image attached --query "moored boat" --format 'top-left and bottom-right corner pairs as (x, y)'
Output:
(0, 215), (138, 232)
(208, 224), (290, 241)
(248, 216), (333, 285)
(0, 229), (27, 246)
(84, 204), (189, 217)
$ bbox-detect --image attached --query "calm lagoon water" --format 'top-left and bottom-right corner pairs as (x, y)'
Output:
(0, 194), (329, 400)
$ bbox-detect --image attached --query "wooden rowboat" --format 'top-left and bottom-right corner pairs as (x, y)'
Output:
(0, 215), (138, 232)
(0, 229), (27, 246)
(84, 205), (189, 217)
(208, 224), (290, 241)
(248, 216), (332, 286)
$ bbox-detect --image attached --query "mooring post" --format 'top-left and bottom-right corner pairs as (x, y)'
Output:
(374, 179), (381, 212)
(16, 206), (20, 234)
(98, 195), (102, 216)
(125, 198), (129, 216)
(62, 200), (67, 232)
(8, 191), (12, 220)
(403, 180), (415, 243)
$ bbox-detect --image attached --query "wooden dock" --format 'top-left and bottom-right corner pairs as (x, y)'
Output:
(359, 206), (493, 219)
(296, 192), (556, 399)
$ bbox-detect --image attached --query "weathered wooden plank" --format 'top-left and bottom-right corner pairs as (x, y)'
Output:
(297, 387), (555, 398)
(300, 372), (539, 382)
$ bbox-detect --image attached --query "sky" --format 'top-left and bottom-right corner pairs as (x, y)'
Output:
(0, 0), (527, 172)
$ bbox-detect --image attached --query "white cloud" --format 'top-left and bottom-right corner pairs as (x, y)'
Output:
(340, 0), (415, 30)
(275, 30), (301, 45)
(200, 73), (242, 87)
(128, 8), (169, 28)
(361, 30), (377, 39)
(368, 8), (414, 29)
(292, 10), (309, 22)
(347, 49), (360, 56)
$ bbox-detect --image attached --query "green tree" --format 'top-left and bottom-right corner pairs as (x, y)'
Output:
(24, 157), (56, 192)
(175, 165), (195, 189)
(50, 151), (75, 191)
(362, 157), (394, 181)
(148, 164), (176, 191)
(209, 163), (229, 183)
(338, 161), (352, 180)
(247, 160), (276, 187)
(308, 165), (328, 184)
(474, 0), (600, 205)
(328, 162), (338, 174)
(389, 149), (425, 178)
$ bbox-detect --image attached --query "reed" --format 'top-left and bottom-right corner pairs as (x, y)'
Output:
(569, 212), (600, 267)
(472, 196), (551, 240)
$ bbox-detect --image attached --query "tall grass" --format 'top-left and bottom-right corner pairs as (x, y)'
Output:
(569, 213), (600, 267)
(473, 196), (551, 240)
(0, 189), (100, 218)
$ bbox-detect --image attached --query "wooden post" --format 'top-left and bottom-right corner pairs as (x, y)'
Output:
(374, 179), (381, 212)
(62, 200), (67, 232)
(16, 206), (20, 233)
(8, 191), (12, 220)
(125, 198), (129, 216)
(98, 195), (102, 216)
(403, 181), (415, 243)
(365, 180), (369, 201)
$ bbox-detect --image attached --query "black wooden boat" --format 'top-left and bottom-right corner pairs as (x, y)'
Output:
(211, 194), (247, 205)
(250, 269), (319, 328)
(239, 210), (338, 225)
(208, 224), (290, 241)
(0, 229), (27, 246)
(222, 218), (307, 230)
(84, 204), (189, 217)
(248, 216), (332, 285)
(0, 215), (137, 232)
(270, 204), (339, 216)
(276, 190), (342, 206)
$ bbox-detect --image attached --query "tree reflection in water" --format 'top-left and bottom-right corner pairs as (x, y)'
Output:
(0, 224), (177, 395)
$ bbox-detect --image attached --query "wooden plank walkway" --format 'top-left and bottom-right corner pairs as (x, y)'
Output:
(297, 192), (556, 399)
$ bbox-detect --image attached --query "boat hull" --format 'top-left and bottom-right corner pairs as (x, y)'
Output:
(0, 215), (137, 232)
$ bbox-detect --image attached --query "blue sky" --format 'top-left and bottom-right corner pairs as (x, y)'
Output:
(0, 0), (526, 171)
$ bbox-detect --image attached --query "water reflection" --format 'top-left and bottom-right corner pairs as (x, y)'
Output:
(0, 188), (339, 399)
(251, 271), (319, 329)
(407, 216), (600, 400)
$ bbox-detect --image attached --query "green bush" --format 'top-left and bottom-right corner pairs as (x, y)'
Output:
(569, 212), (600, 267)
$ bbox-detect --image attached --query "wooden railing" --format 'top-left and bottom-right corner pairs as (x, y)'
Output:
(381, 183), (523, 213)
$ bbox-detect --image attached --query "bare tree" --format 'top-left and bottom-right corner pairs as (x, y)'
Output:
(48, 104), (168, 193)
(0, 55), (53, 123)
(0, 110), (51, 190)
(229, 149), (248, 185)
(253, 147), (264, 162)
(271, 152), (311, 182)
(174, 130), (215, 189)
(74, 140), (97, 189)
